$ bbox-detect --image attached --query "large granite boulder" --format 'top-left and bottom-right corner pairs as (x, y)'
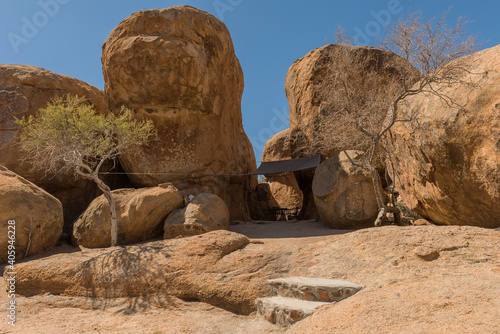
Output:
(388, 45), (500, 228)
(261, 129), (303, 211)
(0, 64), (131, 230)
(101, 6), (257, 221)
(284, 45), (420, 219)
(312, 151), (381, 229)
(285, 44), (420, 158)
(73, 184), (183, 248)
(0, 166), (63, 263)
(164, 193), (230, 239)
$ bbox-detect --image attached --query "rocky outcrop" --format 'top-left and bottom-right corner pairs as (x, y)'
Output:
(101, 6), (256, 221)
(388, 45), (500, 228)
(0, 64), (131, 230)
(0, 166), (63, 262)
(7, 224), (500, 331)
(312, 151), (381, 229)
(9, 230), (260, 314)
(289, 225), (500, 334)
(164, 193), (230, 239)
(283, 45), (419, 219)
(73, 184), (183, 248)
(261, 129), (303, 212)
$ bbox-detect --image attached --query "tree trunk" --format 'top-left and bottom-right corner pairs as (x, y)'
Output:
(370, 168), (403, 226)
(104, 190), (118, 247)
(92, 174), (118, 246)
(370, 168), (384, 209)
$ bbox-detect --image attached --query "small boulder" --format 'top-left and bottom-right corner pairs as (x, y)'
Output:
(0, 166), (63, 263)
(164, 193), (230, 239)
(312, 151), (381, 229)
(73, 184), (183, 248)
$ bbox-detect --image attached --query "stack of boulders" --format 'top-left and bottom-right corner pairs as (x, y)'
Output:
(102, 6), (257, 222)
(265, 42), (499, 229)
(250, 128), (303, 220)
(261, 44), (420, 224)
(1, 4), (499, 264)
(0, 5), (258, 258)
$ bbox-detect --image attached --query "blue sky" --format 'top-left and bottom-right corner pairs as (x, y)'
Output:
(1, 0), (499, 162)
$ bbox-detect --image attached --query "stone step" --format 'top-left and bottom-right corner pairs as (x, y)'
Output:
(255, 296), (329, 327)
(268, 276), (364, 302)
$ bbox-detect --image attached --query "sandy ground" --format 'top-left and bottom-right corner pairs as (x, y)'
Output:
(1, 220), (350, 334)
(229, 220), (353, 239)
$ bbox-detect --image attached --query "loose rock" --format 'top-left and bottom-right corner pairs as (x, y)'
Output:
(164, 193), (230, 239)
(73, 184), (183, 248)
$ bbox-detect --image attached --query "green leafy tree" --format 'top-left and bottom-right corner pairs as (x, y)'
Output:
(17, 95), (156, 246)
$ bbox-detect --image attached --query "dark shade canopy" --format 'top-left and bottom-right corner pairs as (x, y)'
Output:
(248, 155), (321, 175)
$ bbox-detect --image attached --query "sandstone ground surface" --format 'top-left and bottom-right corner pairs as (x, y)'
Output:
(2, 221), (499, 333)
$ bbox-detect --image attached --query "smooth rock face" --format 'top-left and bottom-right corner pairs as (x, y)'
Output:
(164, 193), (230, 239)
(388, 45), (500, 227)
(0, 64), (130, 228)
(312, 151), (380, 229)
(261, 129), (303, 211)
(73, 184), (183, 248)
(0, 166), (63, 263)
(102, 6), (257, 220)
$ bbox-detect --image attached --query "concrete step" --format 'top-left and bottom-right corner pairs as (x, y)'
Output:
(255, 296), (329, 327)
(268, 276), (364, 302)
